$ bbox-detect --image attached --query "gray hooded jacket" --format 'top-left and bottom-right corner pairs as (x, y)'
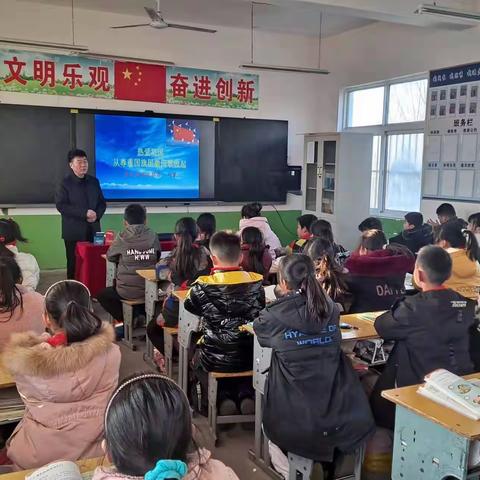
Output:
(107, 224), (160, 299)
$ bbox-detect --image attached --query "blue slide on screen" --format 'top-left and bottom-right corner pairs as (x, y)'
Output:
(95, 114), (201, 200)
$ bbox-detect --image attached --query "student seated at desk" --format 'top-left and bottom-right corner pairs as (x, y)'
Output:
(92, 373), (239, 480)
(389, 212), (433, 255)
(147, 218), (211, 363)
(467, 212), (480, 260)
(3, 280), (120, 470)
(304, 237), (351, 310)
(287, 214), (317, 254)
(253, 255), (374, 478)
(370, 246), (475, 430)
(345, 229), (415, 313)
(240, 226), (272, 283)
(196, 212), (216, 250)
(0, 257), (44, 349)
(358, 217), (383, 233)
(437, 220), (480, 301)
(239, 202), (281, 259)
(97, 204), (160, 322)
(310, 219), (348, 263)
(0, 218), (40, 292)
(185, 232), (265, 415)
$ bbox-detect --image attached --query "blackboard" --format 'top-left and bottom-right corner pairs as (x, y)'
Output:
(0, 105), (289, 205)
(0, 105), (73, 204)
(215, 118), (288, 202)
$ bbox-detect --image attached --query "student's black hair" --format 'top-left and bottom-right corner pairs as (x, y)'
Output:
(279, 254), (331, 326)
(304, 238), (349, 303)
(104, 373), (193, 476)
(44, 280), (102, 343)
(297, 214), (317, 232)
(0, 219), (28, 259)
(416, 245), (452, 285)
(436, 202), (456, 218)
(468, 212), (480, 230)
(404, 212), (423, 228)
(67, 148), (87, 163)
(360, 229), (387, 251)
(173, 217), (202, 282)
(358, 217), (383, 232)
(210, 231), (241, 264)
(196, 213), (216, 238)
(437, 221), (479, 261)
(241, 202), (263, 219)
(124, 204), (147, 225)
(241, 227), (266, 275)
(310, 219), (334, 243)
(0, 256), (23, 319)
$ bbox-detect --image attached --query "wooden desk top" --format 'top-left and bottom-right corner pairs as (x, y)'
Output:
(0, 363), (14, 390)
(136, 269), (156, 282)
(173, 290), (189, 301)
(382, 373), (480, 440)
(0, 457), (107, 479)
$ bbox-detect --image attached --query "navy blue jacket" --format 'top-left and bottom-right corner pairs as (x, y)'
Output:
(55, 173), (106, 241)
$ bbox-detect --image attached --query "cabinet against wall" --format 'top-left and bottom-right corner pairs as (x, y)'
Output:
(303, 133), (373, 250)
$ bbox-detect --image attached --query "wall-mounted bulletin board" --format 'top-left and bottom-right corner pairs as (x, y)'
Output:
(424, 62), (480, 201)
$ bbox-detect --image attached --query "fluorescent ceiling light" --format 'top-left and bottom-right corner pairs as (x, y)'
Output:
(415, 4), (480, 23)
(0, 37), (89, 52)
(240, 63), (329, 75)
(86, 52), (175, 66)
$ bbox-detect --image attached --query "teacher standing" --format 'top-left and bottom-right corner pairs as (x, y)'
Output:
(55, 149), (106, 279)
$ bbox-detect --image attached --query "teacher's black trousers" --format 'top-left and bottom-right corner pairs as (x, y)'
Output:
(64, 240), (77, 280)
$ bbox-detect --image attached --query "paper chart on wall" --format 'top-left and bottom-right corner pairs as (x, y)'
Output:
(425, 62), (480, 201)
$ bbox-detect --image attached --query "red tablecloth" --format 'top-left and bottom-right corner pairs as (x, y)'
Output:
(75, 239), (176, 298)
(75, 242), (110, 298)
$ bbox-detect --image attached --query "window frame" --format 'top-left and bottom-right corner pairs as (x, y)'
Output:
(339, 72), (428, 217)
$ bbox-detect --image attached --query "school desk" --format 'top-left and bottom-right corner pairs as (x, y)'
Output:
(0, 363), (15, 390)
(174, 290), (201, 394)
(102, 254), (117, 288)
(0, 457), (108, 479)
(75, 242), (110, 298)
(383, 374), (480, 480)
(249, 311), (383, 477)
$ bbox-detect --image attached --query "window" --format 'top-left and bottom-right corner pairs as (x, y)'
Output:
(343, 75), (428, 216)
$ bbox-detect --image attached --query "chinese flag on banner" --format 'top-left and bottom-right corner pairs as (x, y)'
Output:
(114, 61), (166, 103)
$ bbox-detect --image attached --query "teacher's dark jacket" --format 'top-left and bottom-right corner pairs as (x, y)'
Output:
(55, 173), (107, 241)
(254, 292), (375, 461)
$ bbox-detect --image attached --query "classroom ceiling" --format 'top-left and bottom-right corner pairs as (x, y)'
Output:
(24, 0), (480, 35)
(26, 0), (373, 38)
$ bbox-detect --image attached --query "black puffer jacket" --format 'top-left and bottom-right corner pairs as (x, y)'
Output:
(389, 224), (433, 255)
(184, 269), (265, 372)
(254, 292), (375, 461)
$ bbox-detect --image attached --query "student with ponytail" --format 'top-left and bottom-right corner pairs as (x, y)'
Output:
(3, 280), (120, 470)
(437, 220), (480, 300)
(0, 218), (40, 291)
(304, 237), (351, 310)
(240, 226), (272, 283)
(147, 218), (211, 365)
(92, 374), (239, 480)
(254, 255), (374, 477)
(0, 256), (44, 348)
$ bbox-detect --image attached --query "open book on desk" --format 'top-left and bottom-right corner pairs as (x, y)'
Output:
(418, 369), (480, 420)
(26, 461), (94, 480)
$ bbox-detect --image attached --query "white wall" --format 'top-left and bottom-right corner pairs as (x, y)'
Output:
(319, 20), (480, 220)
(0, 0), (324, 215)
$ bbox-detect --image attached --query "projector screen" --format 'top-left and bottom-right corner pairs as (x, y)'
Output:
(95, 114), (215, 201)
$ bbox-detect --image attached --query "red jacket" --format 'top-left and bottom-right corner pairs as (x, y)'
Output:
(345, 249), (415, 313)
(240, 244), (272, 282)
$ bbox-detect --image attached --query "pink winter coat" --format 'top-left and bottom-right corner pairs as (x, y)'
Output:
(3, 323), (121, 470)
(0, 285), (45, 350)
(239, 217), (281, 259)
(91, 449), (239, 480)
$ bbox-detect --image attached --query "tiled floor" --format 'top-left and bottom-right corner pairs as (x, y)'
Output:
(38, 270), (272, 480)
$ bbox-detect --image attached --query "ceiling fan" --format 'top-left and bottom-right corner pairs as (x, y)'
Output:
(111, 0), (217, 33)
